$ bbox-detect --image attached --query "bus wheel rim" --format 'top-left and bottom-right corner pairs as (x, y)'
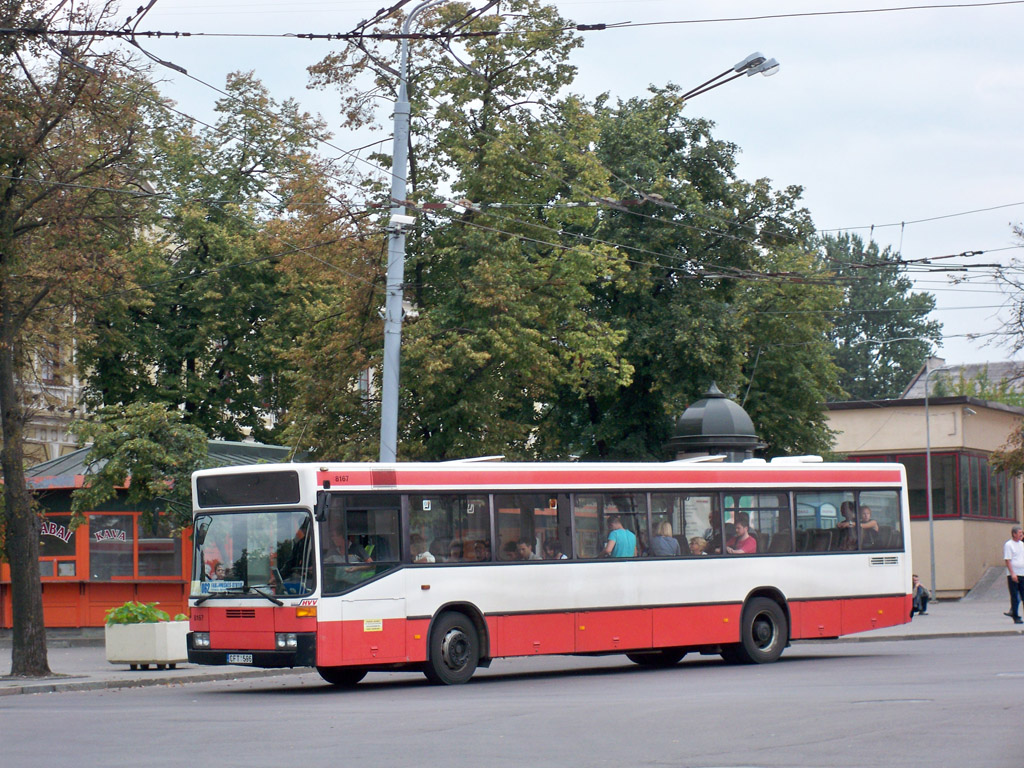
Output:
(441, 629), (470, 670)
(752, 613), (776, 649)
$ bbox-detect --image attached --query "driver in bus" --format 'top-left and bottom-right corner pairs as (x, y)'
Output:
(324, 528), (375, 564)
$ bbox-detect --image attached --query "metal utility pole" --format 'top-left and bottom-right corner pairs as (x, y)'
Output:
(924, 364), (953, 599)
(379, 0), (447, 463)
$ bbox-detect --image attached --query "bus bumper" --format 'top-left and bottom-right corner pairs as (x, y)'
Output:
(187, 632), (317, 668)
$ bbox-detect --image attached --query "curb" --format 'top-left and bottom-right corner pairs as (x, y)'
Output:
(812, 628), (1024, 644)
(0, 666), (305, 697)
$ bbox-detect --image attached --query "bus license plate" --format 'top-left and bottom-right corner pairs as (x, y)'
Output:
(227, 653), (253, 664)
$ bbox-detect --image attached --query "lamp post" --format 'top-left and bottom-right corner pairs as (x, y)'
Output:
(923, 365), (953, 600)
(379, 0), (448, 463)
(681, 51), (780, 101)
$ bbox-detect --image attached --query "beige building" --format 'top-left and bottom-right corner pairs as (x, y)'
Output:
(828, 391), (1023, 598)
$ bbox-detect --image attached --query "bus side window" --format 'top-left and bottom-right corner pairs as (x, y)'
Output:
(410, 495), (491, 564)
(573, 495), (602, 559)
(603, 493), (647, 557)
(794, 491), (855, 553)
(494, 493), (565, 561)
(858, 490), (902, 550)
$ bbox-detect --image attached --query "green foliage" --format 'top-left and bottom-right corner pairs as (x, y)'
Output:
(738, 247), (844, 457)
(823, 233), (941, 401)
(992, 421), (1024, 477)
(0, 0), (162, 676)
(104, 601), (172, 625)
(540, 87), (840, 458)
(298, 0), (630, 460)
(78, 72), (332, 443)
(931, 367), (1024, 406)
(298, 0), (847, 460)
(71, 402), (208, 528)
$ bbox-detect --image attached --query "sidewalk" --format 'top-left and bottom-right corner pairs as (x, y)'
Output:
(2, 582), (1021, 696)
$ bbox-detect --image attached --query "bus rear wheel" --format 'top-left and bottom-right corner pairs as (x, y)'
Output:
(424, 611), (479, 685)
(723, 597), (788, 664)
(317, 666), (368, 687)
(626, 648), (687, 667)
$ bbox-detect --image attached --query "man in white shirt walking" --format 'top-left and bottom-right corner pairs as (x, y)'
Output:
(1003, 526), (1024, 624)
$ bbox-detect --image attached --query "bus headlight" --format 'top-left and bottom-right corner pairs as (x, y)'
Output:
(275, 632), (298, 650)
(193, 632), (211, 649)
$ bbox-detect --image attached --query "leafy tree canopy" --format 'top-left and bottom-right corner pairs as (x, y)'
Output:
(1, 0), (159, 677)
(78, 72), (336, 443)
(823, 232), (941, 401)
(71, 403), (208, 529)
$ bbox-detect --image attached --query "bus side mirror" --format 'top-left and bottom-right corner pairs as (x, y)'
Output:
(314, 493), (328, 522)
(195, 516), (211, 547)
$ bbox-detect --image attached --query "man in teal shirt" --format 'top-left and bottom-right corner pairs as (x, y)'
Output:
(603, 515), (637, 557)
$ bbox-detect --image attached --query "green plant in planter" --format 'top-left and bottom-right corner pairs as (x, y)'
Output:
(105, 601), (172, 626)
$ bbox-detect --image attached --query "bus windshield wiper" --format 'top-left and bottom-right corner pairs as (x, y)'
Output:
(246, 584), (284, 606)
(193, 584), (247, 605)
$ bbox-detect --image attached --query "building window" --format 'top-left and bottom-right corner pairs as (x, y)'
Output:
(89, 514), (134, 580)
(138, 516), (182, 577)
(854, 452), (1016, 520)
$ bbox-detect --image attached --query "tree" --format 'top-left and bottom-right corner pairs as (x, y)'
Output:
(70, 403), (208, 529)
(78, 72), (334, 443)
(737, 245), (844, 457)
(300, 0), (630, 460)
(538, 87), (842, 459)
(823, 232), (941, 401)
(300, 1), (850, 461)
(0, 0), (157, 676)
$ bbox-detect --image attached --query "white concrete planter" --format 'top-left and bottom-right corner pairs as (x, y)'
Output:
(105, 621), (189, 670)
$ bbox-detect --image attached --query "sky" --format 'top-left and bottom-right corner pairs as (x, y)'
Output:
(116, 0), (1024, 366)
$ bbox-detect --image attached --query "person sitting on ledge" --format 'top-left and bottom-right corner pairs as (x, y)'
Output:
(910, 574), (929, 617)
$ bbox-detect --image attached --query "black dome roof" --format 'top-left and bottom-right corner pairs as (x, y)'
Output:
(664, 383), (764, 458)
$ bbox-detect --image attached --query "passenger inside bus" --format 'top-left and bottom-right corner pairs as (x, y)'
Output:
(501, 541), (518, 561)
(517, 539), (542, 560)
(474, 540), (490, 561)
(411, 533), (435, 563)
(725, 512), (757, 554)
(542, 539), (568, 560)
(859, 505), (880, 548)
(447, 540), (464, 562)
(705, 509), (734, 554)
(651, 521), (681, 557)
(689, 537), (708, 556)
(836, 501), (857, 550)
(603, 515), (637, 557)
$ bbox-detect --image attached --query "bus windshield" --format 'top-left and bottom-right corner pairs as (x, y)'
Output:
(192, 509), (315, 599)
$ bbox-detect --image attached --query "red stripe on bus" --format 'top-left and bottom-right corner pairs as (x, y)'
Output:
(310, 595), (909, 667)
(315, 466), (903, 489)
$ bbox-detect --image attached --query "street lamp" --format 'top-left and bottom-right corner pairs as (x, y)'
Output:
(681, 51), (780, 101)
(923, 364), (954, 600)
(379, 0), (449, 463)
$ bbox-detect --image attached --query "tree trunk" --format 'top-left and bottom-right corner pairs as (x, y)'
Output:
(0, 302), (50, 677)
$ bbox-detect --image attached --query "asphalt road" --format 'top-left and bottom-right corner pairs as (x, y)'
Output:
(3, 636), (1019, 768)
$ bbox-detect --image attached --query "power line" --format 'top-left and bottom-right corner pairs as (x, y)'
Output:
(820, 201), (1024, 232)
(579, 0), (1024, 31)
(6, 0), (1015, 39)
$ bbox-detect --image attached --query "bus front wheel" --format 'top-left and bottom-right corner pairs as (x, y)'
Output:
(424, 611), (479, 685)
(723, 597), (788, 664)
(317, 666), (368, 687)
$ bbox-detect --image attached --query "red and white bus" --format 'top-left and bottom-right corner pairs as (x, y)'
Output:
(187, 458), (911, 685)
